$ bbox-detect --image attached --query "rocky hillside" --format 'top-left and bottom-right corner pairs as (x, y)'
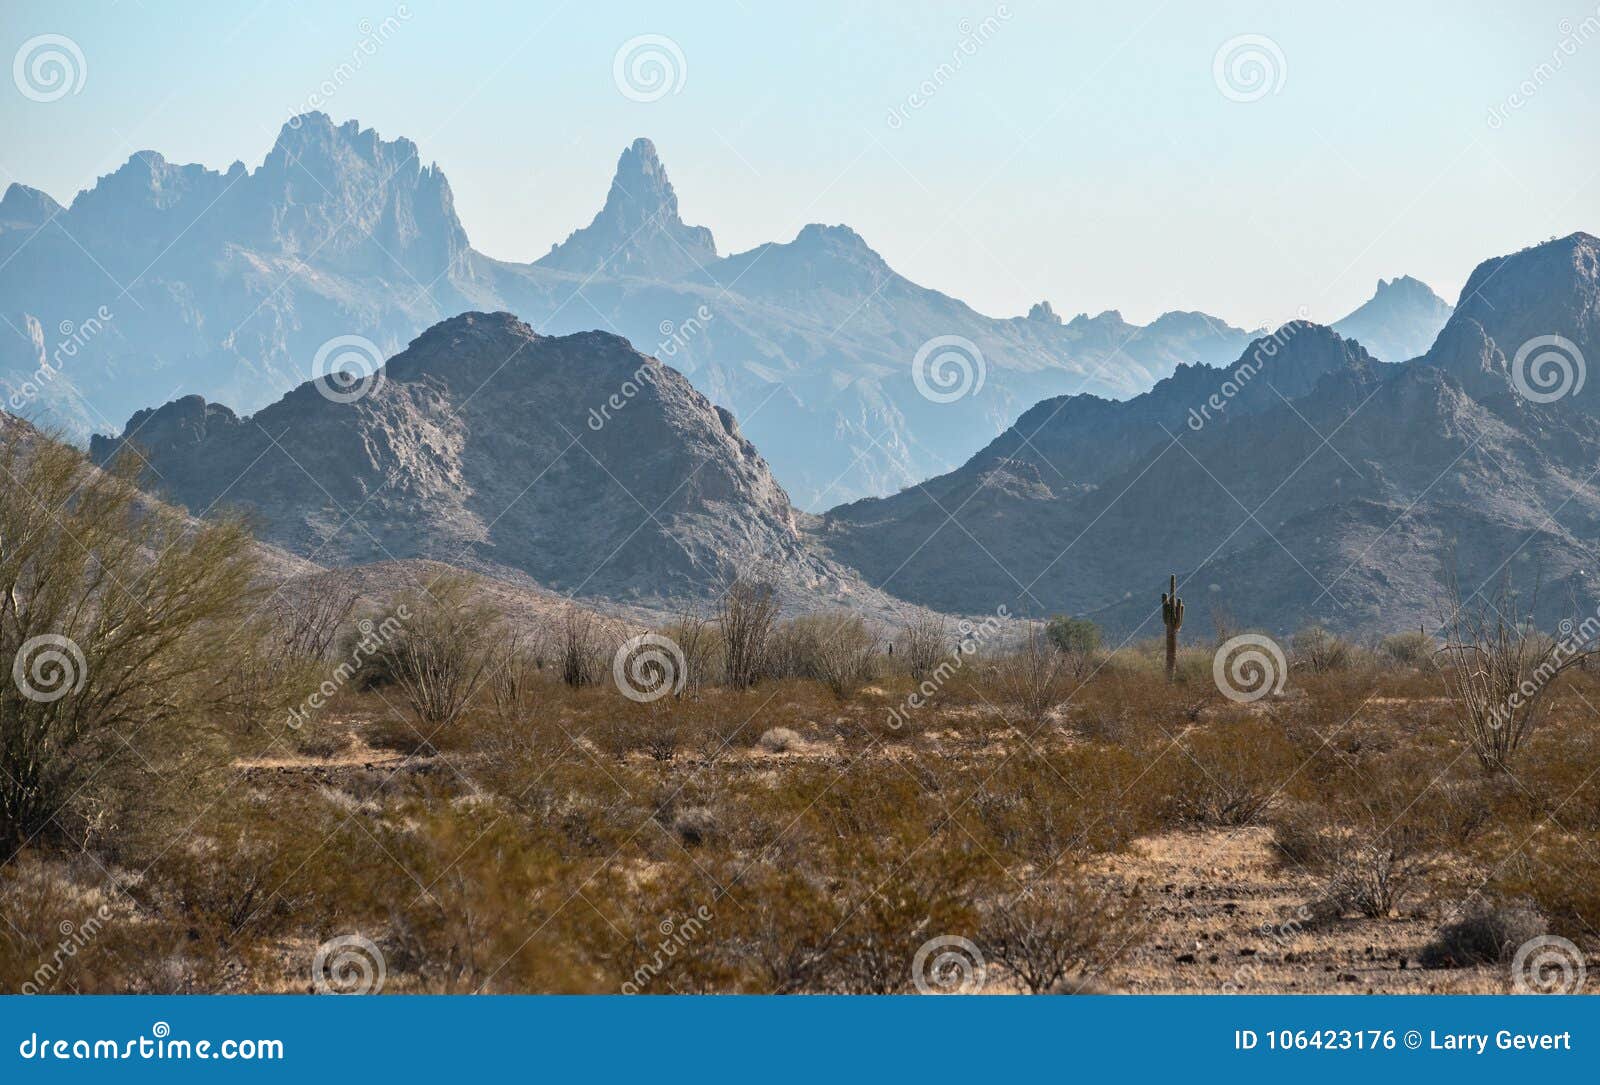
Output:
(821, 233), (1600, 637)
(90, 311), (882, 611)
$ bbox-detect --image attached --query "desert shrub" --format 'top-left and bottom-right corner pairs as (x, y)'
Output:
(758, 726), (801, 753)
(661, 607), (720, 692)
(1046, 615), (1101, 656)
(488, 629), (549, 720)
(0, 433), (260, 851)
(896, 611), (948, 684)
(766, 611), (879, 698)
(995, 625), (1072, 723)
(1381, 629), (1436, 668)
(720, 578), (778, 688)
(980, 872), (1141, 993)
(385, 575), (503, 735)
(821, 837), (990, 993)
(1162, 720), (1301, 826)
(1419, 899), (1546, 968)
(1322, 836), (1429, 918)
(558, 605), (605, 688)
(1292, 625), (1355, 673)
(1491, 836), (1600, 938)
(1438, 575), (1592, 772)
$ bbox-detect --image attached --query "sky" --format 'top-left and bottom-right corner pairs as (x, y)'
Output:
(3, 0), (1599, 329)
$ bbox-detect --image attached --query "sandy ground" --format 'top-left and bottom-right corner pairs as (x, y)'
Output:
(1094, 827), (1511, 993)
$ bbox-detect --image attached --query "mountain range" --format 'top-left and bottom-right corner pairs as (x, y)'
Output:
(0, 113), (1452, 509)
(85, 227), (1600, 636)
(823, 232), (1600, 636)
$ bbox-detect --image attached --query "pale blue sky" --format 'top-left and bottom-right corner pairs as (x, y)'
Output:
(4, 0), (1598, 328)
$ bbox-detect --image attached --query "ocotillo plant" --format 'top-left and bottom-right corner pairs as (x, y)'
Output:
(1162, 573), (1184, 682)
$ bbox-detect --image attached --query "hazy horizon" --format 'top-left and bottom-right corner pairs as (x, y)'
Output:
(5, 0), (1598, 329)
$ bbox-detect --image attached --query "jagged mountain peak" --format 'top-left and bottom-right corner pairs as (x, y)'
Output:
(1333, 269), (1453, 362)
(0, 183), (62, 229)
(537, 137), (716, 277)
(1026, 300), (1061, 324)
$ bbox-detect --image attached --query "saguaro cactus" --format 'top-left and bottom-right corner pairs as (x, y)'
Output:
(1162, 573), (1184, 682)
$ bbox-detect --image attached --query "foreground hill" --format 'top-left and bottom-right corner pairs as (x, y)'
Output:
(91, 311), (886, 611)
(822, 233), (1600, 636)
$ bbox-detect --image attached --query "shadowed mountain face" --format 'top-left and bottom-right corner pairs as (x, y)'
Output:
(1, 113), (1291, 508)
(89, 312), (877, 608)
(821, 234), (1600, 637)
(1332, 275), (1454, 362)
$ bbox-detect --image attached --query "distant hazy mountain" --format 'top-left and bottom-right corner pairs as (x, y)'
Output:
(821, 233), (1600, 636)
(0, 113), (1255, 508)
(1332, 275), (1454, 362)
(89, 311), (887, 611)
